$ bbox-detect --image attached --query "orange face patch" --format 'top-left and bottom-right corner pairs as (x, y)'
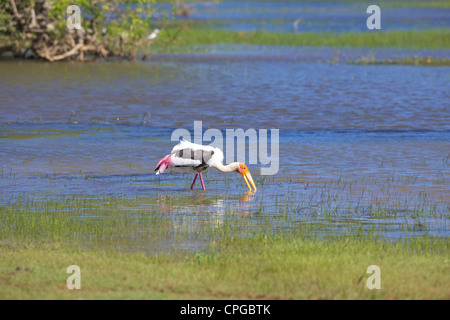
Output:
(239, 163), (249, 177)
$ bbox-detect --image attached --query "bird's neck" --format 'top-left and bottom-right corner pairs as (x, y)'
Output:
(212, 162), (239, 173)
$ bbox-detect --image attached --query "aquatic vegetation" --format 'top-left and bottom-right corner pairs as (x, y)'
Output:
(0, 171), (448, 299)
(381, 0), (450, 8)
(354, 57), (450, 66)
(0, 167), (448, 252)
(150, 29), (450, 52)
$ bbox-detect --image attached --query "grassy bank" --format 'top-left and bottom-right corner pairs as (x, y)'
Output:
(0, 192), (449, 299)
(1, 236), (449, 299)
(152, 29), (450, 52)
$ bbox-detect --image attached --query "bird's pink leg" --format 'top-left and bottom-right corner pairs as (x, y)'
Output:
(199, 172), (206, 191)
(190, 174), (198, 189)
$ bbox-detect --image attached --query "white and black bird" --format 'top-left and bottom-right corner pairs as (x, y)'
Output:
(155, 140), (257, 191)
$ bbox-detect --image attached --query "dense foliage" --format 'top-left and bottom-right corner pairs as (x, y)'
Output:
(0, 0), (166, 61)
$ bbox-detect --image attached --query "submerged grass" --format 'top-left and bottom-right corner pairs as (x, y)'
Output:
(353, 57), (450, 66)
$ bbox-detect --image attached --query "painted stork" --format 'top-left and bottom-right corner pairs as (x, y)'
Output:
(155, 140), (257, 191)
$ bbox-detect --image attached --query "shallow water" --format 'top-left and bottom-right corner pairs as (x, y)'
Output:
(0, 52), (449, 250)
(1, 57), (449, 130)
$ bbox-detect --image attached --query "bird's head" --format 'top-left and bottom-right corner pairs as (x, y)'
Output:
(237, 163), (257, 191)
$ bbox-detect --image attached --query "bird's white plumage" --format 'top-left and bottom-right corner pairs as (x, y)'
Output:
(171, 140), (215, 153)
(155, 141), (256, 191)
(170, 140), (224, 169)
(147, 29), (160, 40)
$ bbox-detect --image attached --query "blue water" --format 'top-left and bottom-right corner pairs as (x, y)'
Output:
(0, 50), (449, 244)
(153, 1), (450, 32)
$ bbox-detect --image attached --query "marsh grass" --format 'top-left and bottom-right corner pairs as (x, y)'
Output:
(149, 29), (450, 53)
(0, 168), (448, 250)
(354, 57), (450, 66)
(0, 169), (448, 299)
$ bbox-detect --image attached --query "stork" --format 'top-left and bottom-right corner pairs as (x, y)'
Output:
(155, 140), (257, 191)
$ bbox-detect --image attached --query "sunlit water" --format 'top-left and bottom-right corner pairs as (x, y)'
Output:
(0, 52), (449, 250)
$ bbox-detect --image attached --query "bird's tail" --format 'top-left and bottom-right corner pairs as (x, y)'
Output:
(155, 154), (172, 175)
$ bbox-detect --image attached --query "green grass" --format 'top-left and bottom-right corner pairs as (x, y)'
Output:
(151, 29), (450, 52)
(0, 236), (448, 299)
(0, 188), (449, 299)
(0, 166), (448, 299)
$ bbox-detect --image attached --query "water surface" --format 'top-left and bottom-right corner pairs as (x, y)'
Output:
(153, 1), (450, 32)
(0, 53), (449, 250)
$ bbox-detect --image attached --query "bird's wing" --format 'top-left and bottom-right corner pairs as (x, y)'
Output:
(170, 140), (219, 168)
(171, 140), (215, 153)
(171, 154), (202, 168)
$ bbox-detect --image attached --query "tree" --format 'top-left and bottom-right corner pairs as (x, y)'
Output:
(0, 0), (161, 61)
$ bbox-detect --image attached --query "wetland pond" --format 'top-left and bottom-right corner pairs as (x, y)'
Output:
(0, 48), (449, 252)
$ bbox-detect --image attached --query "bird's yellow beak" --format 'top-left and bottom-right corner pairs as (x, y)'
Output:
(239, 164), (257, 191)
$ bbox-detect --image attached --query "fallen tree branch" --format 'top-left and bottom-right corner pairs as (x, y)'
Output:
(39, 42), (83, 62)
